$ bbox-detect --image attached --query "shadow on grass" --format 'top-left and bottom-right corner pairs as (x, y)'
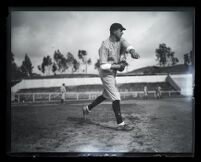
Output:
(66, 116), (136, 132)
(66, 116), (86, 125)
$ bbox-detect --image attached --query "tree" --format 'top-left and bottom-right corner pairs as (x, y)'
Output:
(66, 52), (81, 73)
(52, 62), (57, 75)
(172, 57), (179, 66)
(78, 50), (92, 74)
(44, 55), (52, 75)
(20, 54), (33, 77)
(155, 43), (179, 67)
(86, 58), (92, 74)
(66, 52), (75, 73)
(184, 50), (193, 66)
(11, 52), (21, 80)
(37, 65), (43, 73)
(53, 50), (68, 73)
(11, 52), (17, 75)
(72, 59), (80, 73)
(94, 59), (100, 69)
(38, 55), (52, 75)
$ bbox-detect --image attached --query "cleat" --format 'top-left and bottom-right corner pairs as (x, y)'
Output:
(82, 106), (90, 120)
(116, 123), (133, 131)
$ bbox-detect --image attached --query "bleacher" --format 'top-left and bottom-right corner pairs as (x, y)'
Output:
(17, 82), (175, 93)
(12, 74), (184, 102)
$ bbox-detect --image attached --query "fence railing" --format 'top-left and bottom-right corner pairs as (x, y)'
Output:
(13, 91), (181, 103)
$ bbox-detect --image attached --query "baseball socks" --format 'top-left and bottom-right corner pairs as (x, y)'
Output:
(83, 95), (106, 119)
(112, 101), (133, 131)
(112, 100), (124, 125)
(87, 95), (106, 111)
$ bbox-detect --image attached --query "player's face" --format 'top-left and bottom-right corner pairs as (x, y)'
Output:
(114, 29), (124, 41)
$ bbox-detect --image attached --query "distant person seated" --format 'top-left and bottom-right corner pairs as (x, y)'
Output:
(143, 85), (148, 99)
(60, 83), (66, 103)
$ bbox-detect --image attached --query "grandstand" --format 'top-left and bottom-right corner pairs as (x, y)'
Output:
(17, 82), (176, 93)
(12, 75), (176, 92)
(11, 74), (185, 103)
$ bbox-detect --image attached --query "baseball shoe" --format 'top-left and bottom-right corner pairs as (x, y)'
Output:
(116, 123), (133, 131)
(82, 106), (91, 120)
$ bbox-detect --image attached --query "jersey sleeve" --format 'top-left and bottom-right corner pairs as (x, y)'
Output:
(99, 41), (108, 64)
(120, 38), (135, 52)
(120, 38), (131, 49)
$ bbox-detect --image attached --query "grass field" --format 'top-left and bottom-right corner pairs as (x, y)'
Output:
(10, 97), (193, 154)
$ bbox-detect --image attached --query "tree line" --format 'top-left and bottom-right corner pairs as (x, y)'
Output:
(155, 43), (193, 67)
(11, 43), (193, 80)
(11, 49), (93, 80)
(38, 49), (92, 75)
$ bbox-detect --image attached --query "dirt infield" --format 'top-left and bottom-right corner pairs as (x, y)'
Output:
(10, 98), (193, 153)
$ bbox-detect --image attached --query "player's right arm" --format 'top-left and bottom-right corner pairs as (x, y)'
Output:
(121, 38), (140, 59)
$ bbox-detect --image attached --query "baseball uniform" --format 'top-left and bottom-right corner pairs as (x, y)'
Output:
(144, 86), (148, 96)
(98, 37), (131, 101)
(60, 85), (66, 100)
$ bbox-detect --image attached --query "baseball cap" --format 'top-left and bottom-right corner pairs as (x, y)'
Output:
(110, 23), (126, 32)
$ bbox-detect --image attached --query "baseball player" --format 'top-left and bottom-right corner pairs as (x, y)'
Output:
(156, 86), (162, 99)
(60, 83), (66, 104)
(83, 23), (140, 131)
(144, 85), (148, 99)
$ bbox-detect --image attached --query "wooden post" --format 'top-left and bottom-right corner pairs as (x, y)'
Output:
(33, 94), (35, 102)
(49, 93), (51, 102)
(18, 94), (20, 103)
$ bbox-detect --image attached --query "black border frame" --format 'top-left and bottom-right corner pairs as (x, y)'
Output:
(3, 4), (198, 160)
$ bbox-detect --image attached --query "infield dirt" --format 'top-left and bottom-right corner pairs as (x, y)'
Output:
(11, 98), (193, 153)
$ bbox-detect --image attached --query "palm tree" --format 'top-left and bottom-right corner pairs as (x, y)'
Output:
(78, 50), (92, 74)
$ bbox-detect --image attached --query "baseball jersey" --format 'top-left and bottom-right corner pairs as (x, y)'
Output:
(98, 37), (131, 101)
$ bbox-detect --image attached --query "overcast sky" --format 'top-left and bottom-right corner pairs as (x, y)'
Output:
(11, 10), (193, 74)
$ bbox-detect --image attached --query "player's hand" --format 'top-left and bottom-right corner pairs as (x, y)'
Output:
(119, 60), (127, 66)
(118, 64), (125, 72)
(130, 49), (140, 59)
(118, 61), (127, 72)
(111, 63), (125, 72)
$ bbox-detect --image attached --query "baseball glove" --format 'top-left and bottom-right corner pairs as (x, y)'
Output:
(118, 60), (128, 72)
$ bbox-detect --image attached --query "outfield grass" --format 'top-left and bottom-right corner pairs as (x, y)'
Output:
(10, 98), (193, 154)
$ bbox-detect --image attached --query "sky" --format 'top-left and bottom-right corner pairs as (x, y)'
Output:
(11, 10), (193, 74)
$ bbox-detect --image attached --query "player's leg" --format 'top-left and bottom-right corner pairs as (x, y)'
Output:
(112, 100), (123, 124)
(112, 100), (133, 131)
(61, 93), (65, 103)
(83, 95), (106, 119)
(88, 95), (106, 110)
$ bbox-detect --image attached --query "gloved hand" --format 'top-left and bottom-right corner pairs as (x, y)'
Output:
(111, 61), (127, 72)
(118, 60), (128, 72)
